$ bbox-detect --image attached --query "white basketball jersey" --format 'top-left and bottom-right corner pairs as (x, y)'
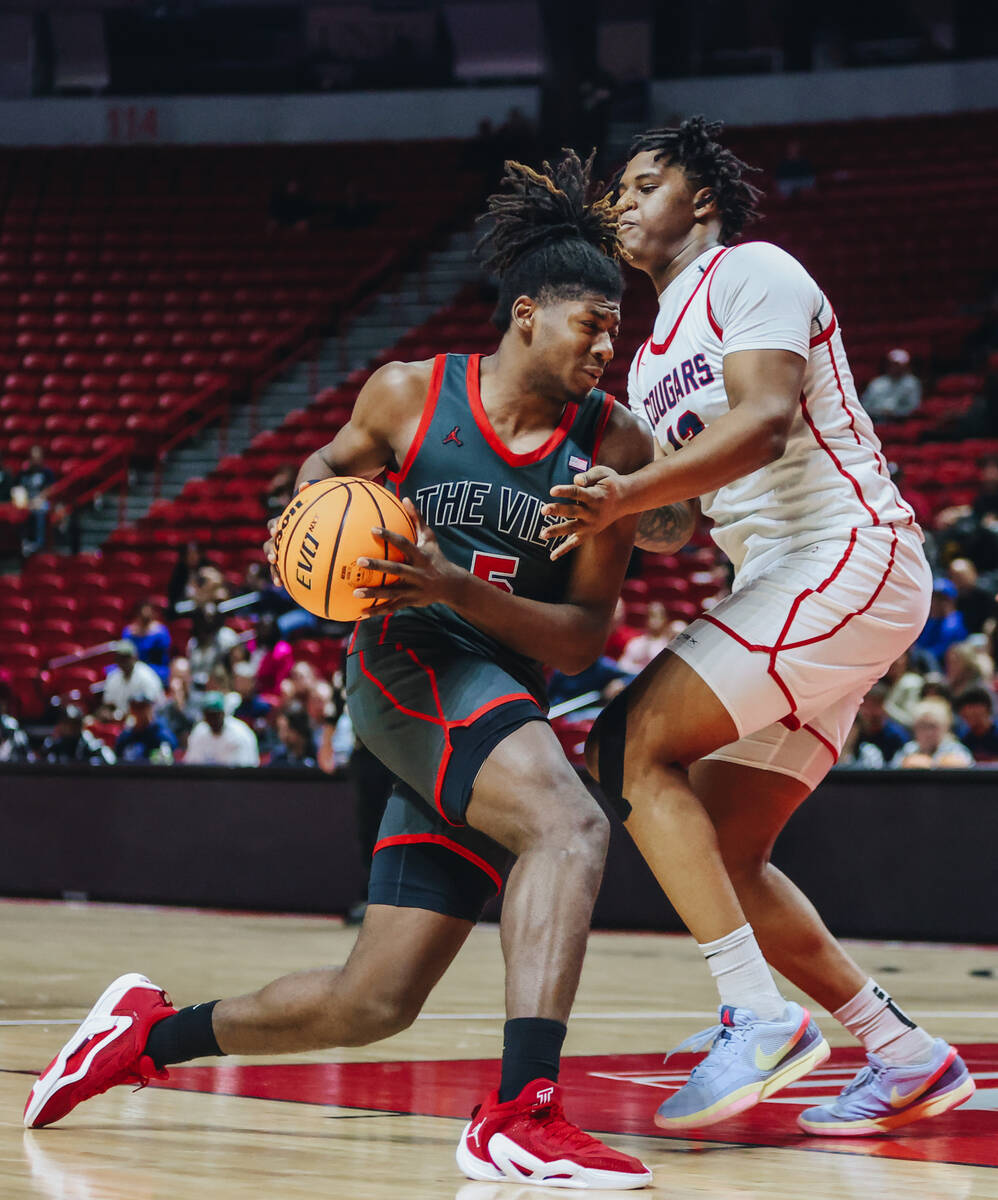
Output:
(627, 241), (918, 581)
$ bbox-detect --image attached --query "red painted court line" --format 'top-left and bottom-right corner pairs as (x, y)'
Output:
(154, 1044), (998, 1169)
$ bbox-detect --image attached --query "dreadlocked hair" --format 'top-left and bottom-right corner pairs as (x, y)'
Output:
(626, 116), (763, 245)
(476, 149), (624, 332)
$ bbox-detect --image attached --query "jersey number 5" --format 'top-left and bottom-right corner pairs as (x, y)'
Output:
(471, 550), (520, 594)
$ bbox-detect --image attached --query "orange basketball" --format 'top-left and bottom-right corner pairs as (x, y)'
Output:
(273, 478), (416, 621)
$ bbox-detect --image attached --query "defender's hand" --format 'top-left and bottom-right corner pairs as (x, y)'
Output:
(541, 465), (626, 561)
(353, 499), (465, 614)
(264, 517), (282, 587)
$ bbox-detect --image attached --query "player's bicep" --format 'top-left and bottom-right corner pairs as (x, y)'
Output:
(314, 419), (393, 480)
(723, 347), (805, 431)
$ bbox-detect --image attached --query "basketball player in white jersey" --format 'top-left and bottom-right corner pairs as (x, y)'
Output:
(542, 118), (975, 1135)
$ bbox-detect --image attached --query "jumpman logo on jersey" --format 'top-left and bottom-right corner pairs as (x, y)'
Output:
(443, 426), (463, 446)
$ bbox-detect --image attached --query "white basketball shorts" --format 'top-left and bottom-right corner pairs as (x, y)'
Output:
(669, 524), (931, 790)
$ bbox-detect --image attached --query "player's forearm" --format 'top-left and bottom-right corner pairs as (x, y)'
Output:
(294, 451), (337, 492)
(618, 406), (788, 514)
(446, 573), (608, 675)
(635, 500), (695, 554)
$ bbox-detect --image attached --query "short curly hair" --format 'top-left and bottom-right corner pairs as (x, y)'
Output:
(624, 116), (763, 245)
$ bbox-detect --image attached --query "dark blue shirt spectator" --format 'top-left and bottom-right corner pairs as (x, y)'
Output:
(954, 687), (998, 763)
(915, 578), (968, 668)
(122, 601), (172, 685)
(114, 695), (177, 763)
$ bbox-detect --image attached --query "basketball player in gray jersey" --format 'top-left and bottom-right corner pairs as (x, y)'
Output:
(25, 154), (661, 1190)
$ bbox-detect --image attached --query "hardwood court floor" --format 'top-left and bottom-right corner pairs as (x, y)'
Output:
(1, 899), (996, 1199)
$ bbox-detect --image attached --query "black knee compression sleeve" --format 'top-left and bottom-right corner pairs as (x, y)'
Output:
(592, 689), (631, 821)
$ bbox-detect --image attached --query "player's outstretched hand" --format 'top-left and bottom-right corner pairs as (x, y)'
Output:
(353, 498), (464, 615)
(541, 465), (626, 561)
(263, 517), (283, 587)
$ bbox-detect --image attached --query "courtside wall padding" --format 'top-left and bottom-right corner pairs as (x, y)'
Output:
(0, 766), (994, 942)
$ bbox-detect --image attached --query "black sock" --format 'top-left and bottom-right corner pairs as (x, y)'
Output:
(498, 1017), (567, 1103)
(144, 1001), (224, 1069)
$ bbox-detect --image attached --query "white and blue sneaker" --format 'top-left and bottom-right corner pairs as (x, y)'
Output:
(798, 1038), (975, 1136)
(654, 1002), (829, 1130)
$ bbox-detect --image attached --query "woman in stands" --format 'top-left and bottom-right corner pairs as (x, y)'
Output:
(542, 117), (975, 1136)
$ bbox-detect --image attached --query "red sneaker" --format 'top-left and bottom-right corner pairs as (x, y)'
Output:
(24, 973), (176, 1128)
(456, 1078), (652, 1189)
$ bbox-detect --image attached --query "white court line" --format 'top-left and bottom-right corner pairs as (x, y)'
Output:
(2, 1009), (996, 1028)
(414, 1010), (998, 1021)
(0, 1020), (81, 1026)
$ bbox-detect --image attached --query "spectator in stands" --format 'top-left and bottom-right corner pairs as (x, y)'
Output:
(891, 698), (974, 768)
(266, 704), (317, 769)
(0, 459), (13, 503)
(102, 640), (165, 719)
(773, 139), (816, 198)
(187, 603), (240, 696)
(882, 648), (927, 727)
(915, 578), (968, 667)
(42, 705), (115, 766)
(944, 639), (994, 697)
(855, 682), (909, 763)
(268, 178), (313, 232)
(836, 716), (885, 769)
(618, 600), (672, 674)
(861, 349), (922, 422)
(122, 600), (171, 685)
(279, 661), (320, 710)
(113, 694), (177, 764)
(14, 444), (57, 557)
(167, 542), (206, 618)
(947, 557), (995, 635)
(160, 657), (198, 751)
(263, 464), (296, 519)
(0, 679), (32, 763)
(252, 615), (294, 700)
(192, 563), (230, 607)
(232, 661), (272, 733)
(547, 656), (632, 718)
(317, 675), (354, 776)
(954, 686), (998, 763)
(183, 692), (259, 767)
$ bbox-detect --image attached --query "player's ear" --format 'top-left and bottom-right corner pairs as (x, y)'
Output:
(511, 295), (536, 335)
(692, 187), (717, 221)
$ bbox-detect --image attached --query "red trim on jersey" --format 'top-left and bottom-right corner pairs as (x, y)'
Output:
(698, 527), (900, 725)
(649, 248), (728, 354)
(704, 248), (733, 341)
(780, 527), (899, 651)
(592, 392), (615, 463)
(802, 723), (839, 762)
(634, 337), (652, 376)
(825, 336), (917, 528)
(378, 615), (391, 646)
(386, 353), (447, 486)
(467, 354), (577, 466)
(698, 612), (798, 713)
(809, 310), (837, 347)
(373, 833), (503, 892)
(799, 390), (880, 526)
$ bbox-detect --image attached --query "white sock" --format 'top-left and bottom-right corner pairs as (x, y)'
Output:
(834, 978), (935, 1065)
(698, 924), (786, 1020)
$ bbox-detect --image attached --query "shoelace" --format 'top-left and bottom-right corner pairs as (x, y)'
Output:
(840, 1061), (882, 1097)
(530, 1100), (605, 1152)
(665, 1022), (748, 1083)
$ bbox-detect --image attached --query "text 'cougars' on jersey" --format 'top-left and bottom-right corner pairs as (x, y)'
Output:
(641, 353), (714, 425)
